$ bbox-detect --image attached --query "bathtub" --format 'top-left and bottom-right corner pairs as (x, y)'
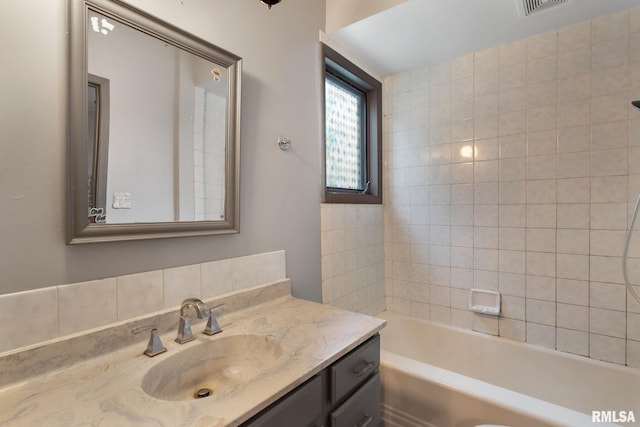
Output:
(378, 311), (640, 427)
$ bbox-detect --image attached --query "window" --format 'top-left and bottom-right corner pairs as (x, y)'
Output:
(322, 44), (382, 204)
(325, 76), (366, 191)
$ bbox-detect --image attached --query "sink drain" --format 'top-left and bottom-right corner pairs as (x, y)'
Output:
(194, 388), (213, 399)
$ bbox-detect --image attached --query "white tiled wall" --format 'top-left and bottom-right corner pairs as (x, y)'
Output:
(0, 251), (286, 354)
(321, 204), (385, 315)
(384, 7), (640, 367)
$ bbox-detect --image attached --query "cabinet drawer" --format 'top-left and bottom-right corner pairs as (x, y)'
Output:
(330, 334), (380, 404)
(244, 375), (323, 427)
(330, 373), (380, 427)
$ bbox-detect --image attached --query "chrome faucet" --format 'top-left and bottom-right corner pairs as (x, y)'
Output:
(175, 298), (211, 344)
(132, 324), (167, 357)
(203, 303), (225, 336)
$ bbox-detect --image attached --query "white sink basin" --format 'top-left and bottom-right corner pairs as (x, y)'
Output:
(141, 334), (283, 401)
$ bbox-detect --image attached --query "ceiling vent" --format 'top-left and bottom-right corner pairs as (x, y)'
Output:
(520, 0), (569, 16)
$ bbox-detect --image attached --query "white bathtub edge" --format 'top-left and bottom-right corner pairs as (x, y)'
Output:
(380, 350), (620, 427)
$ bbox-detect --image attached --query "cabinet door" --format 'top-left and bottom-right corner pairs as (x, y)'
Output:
(244, 375), (323, 427)
(330, 335), (380, 404)
(330, 373), (380, 427)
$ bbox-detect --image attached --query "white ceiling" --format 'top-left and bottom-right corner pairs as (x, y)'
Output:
(327, 0), (640, 76)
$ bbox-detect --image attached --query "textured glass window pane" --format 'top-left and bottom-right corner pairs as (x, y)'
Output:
(325, 77), (364, 190)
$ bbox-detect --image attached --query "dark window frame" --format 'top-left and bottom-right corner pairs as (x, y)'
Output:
(322, 43), (382, 205)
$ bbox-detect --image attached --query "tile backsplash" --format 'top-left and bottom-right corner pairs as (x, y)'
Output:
(0, 250), (286, 354)
(383, 7), (640, 367)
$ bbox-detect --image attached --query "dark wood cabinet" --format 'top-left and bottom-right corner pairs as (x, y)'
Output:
(330, 373), (380, 427)
(243, 375), (324, 427)
(242, 334), (380, 427)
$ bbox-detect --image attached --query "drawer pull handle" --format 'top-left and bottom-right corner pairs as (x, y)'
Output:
(355, 414), (373, 427)
(353, 361), (374, 377)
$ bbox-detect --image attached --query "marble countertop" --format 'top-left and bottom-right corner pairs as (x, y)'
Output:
(0, 281), (385, 426)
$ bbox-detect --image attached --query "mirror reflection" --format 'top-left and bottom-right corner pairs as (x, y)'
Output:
(68, 0), (241, 243)
(87, 74), (110, 222)
(87, 9), (227, 224)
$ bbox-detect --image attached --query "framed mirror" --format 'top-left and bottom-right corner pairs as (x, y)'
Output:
(68, 0), (241, 243)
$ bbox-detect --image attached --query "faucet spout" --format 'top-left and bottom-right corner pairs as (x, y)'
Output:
(179, 297), (211, 319)
(175, 298), (211, 344)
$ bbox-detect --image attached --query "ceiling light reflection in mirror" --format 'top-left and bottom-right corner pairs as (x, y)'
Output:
(90, 16), (114, 34)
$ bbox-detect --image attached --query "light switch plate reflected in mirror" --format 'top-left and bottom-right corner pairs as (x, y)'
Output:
(112, 192), (132, 209)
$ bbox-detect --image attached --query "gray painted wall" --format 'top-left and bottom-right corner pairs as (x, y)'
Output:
(0, 0), (324, 302)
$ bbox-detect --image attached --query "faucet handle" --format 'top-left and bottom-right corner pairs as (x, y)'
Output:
(203, 303), (225, 336)
(210, 303), (226, 313)
(203, 316), (222, 335)
(132, 325), (167, 357)
(144, 327), (168, 357)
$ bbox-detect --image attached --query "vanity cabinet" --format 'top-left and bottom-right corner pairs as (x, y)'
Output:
(244, 375), (324, 427)
(330, 374), (380, 427)
(242, 334), (381, 427)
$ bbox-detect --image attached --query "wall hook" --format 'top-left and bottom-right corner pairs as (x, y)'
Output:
(278, 136), (291, 151)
